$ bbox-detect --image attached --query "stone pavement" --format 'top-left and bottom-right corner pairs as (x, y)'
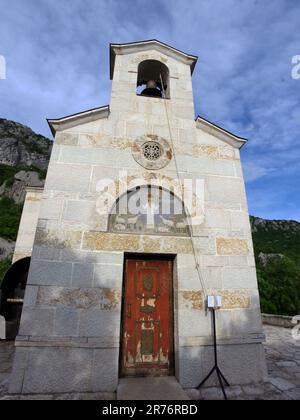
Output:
(0, 325), (299, 400)
(118, 377), (190, 400)
(187, 325), (300, 400)
(0, 341), (14, 398)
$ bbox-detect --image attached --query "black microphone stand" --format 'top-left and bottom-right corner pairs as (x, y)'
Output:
(197, 308), (230, 400)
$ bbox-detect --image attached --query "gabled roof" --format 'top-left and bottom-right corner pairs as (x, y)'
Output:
(47, 106), (110, 136)
(110, 39), (198, 80)
(196, 116), (247, 149)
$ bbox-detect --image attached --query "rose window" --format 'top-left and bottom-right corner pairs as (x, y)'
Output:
(142, 142), (162, 161)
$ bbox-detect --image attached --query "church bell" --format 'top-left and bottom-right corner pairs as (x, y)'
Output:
(141, 80), (162, 98)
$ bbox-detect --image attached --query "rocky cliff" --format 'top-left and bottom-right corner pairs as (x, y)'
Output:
(0, 118), (51, 169)
(0, 118), (51, 279)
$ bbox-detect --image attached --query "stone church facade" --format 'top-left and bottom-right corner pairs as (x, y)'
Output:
(9, 40), (266, 397)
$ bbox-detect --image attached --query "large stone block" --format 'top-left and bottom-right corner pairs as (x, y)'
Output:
(72, 263), (94, 288)
(230, 211), (251, 232)
(8, 348), (28, 394)
(79, 310), (121, 338)
(55, 133), (79, 146)
(200, 255), (229, 268)
(23, 286), (39, 307)
(206, 176), (246, 207)
(35, 229), (82, 250)
(37, 286), (121, 311)
(178, 311), (211, 337)
(28, 260), (73, 286)
(55, 308), (79, 337)
(218, 289), (251, 309)
(178, 291), (204, 310)
(205, 209), (231, 229)
(94, 264), (123, 288)
(177, 346), (204, 388)
(216, 308), (263, 336)
(39, 198), (64, 220)
(193, 236), (216, 255)
(91, 349), (119, 392)
(19, 307), (55, 337)
(82, 232), (140, 252)
(183, 156), (236, 177)
(228, 256), (249, 267)
(59, 146), (133, 169)
(177, 267), (222, 290)
(63, 200), (95, 223)
(22, 347), (94, 394)
(45, 163), (91, 193)
(161, 237), (193, 254)
(222, 267), (258, 289)
(36, 246), (62, 261)
(176, 254), (197, 268)
(177, 267), (202, 290)
(86, 251), (124, 265)
(216, 238), (249, 256)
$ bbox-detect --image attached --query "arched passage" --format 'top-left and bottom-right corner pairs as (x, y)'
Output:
(0, 257), (31, 340)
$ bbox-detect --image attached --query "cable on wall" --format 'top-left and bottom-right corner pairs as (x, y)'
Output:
(160, 74), (208, 299)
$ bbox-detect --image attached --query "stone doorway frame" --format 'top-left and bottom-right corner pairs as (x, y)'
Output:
(119, 253), (177, 379)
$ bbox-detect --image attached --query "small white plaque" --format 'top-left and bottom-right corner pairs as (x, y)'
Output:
(207, 295), (222, 309)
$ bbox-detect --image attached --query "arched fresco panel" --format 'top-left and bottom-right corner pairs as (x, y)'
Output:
(109, 186), (189, 237)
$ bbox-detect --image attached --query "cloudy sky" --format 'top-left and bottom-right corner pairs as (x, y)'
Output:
(0, 0), (299, 221)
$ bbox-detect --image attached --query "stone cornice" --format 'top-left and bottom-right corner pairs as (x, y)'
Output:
(110, 39), (198, 79)
(47, 105), (110, 137)
(196, 116), (248, 149)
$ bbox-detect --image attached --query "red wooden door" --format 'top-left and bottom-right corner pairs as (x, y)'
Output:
(121, 259), (174, 377)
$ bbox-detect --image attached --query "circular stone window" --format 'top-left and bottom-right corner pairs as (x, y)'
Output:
(132, 135), (173, 170)
(142, 142), (162, 161)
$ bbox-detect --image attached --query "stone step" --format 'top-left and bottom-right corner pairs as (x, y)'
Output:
(117, 377), (190, 401)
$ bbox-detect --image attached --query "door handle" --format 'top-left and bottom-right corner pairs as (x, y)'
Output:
(127, 303), (132, 318)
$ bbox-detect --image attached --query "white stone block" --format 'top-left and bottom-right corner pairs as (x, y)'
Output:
(206, 176), (246, 207)
(45, 164), (92, 193)
(222, 267), (258, 289)
(63, 200), (95, 223)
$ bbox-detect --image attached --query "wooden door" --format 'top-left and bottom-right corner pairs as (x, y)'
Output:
(121, 259), (174, 377)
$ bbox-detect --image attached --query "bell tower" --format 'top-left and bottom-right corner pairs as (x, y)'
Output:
(109, 40), (197, 126)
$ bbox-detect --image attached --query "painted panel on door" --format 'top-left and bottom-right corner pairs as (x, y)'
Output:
(122, 259), (173, 376)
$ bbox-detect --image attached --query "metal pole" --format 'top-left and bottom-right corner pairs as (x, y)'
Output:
(197, 307), (230, 400)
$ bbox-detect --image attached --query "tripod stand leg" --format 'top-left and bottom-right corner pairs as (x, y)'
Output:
(216, 368), (228, 400)
(218, 369), (230, 387)
(197, 366), (216, 390)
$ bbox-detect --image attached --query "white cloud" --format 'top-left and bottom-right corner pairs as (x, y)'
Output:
(243, 162), (272, 183)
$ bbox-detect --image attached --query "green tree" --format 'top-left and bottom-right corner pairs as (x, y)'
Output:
(257, 257), (300, 316)
(0, 197), (24, 241)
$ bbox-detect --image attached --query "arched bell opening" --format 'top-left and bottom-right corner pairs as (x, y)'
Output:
(136, 60), (170, 99)
(0, 257), (31, 340)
